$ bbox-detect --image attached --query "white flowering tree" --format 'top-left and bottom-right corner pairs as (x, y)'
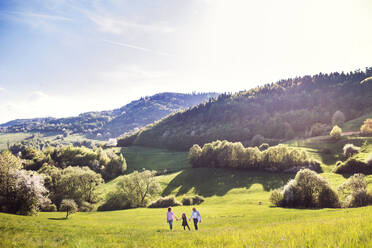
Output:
(0, 150), (49, 215)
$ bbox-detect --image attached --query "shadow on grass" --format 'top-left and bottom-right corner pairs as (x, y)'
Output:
(48, 217), (67, 221)
(162, 168), (293, 197)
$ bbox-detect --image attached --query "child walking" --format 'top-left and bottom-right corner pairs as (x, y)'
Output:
(181, 213), (190, 230)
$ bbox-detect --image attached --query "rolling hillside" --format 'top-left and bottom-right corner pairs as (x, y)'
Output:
(118, 68), (372, 150)
(0, 92), (217, 139)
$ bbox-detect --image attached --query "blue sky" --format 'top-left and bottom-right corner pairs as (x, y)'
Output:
(0, 0), (371, 123)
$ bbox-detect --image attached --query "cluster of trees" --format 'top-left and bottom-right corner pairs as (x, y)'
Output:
(0, 93), (217, 139)
(118, 68), (372, 150)
(9, 144), (126, 181)
(0, 149), (105, 216)
(40, 165), (103, 209)
(188, 140), (321, 173)
(271, 169), (371, 208)
(9, 136), (97, 153)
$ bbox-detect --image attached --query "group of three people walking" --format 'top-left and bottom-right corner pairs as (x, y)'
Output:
(167, 207), (201, 231)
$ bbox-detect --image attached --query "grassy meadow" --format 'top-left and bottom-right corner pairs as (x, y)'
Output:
(2, 167), (372, 248)
(1, 129), (372, 247)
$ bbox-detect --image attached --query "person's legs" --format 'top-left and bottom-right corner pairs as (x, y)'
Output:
(169, 220), (173, 230)
(193, 218), (198, 230)
(183, 225), (186, 230)
(187, 224), (190, 231)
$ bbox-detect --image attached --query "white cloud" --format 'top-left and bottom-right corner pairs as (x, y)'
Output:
(87, 13), (174, 35)
(100, 65), (173, 83)
(28, 91), (49, 101)
(0, 87), (5, 92)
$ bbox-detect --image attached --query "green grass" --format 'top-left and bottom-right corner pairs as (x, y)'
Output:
(343, 111), (372, 132)
(119, 146), (190, 173)
(2, 132), (372, 247)
(2, 167), (372, 247)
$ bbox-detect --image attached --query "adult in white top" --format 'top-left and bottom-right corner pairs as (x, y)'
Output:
(189, 207), (201, 230)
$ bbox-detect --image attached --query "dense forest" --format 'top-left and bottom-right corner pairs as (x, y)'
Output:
(118, 68), (372, 151)
(0, 92), (217, 139)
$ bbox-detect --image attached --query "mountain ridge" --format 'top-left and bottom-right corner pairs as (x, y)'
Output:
(0, 92), (218, 138)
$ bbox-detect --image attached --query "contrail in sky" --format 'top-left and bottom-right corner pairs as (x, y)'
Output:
(102, 39), (173, 57)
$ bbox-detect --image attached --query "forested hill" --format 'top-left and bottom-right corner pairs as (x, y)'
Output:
(118, 68), (372, 151)
(0, 92), (218, 138)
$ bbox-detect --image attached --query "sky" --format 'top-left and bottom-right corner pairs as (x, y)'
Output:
(0, 0), (371, 123)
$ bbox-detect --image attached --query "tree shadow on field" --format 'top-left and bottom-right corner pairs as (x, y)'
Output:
(162, 168), (293, 197)
(48, 217), (67, 221)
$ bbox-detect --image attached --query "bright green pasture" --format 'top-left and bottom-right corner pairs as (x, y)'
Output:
(119, 146), (190, 173)
(2, 168), (372, 248)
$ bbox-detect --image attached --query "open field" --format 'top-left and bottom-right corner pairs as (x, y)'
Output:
(118, 146), (190, 173)
(2, 132), (372, 247)
(2, 167), (372, 247)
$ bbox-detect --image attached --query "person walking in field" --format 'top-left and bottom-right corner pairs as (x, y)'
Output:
(166, 207), (178, 230)
(189, 207), (201, 230)
(181, 213), (190, 231)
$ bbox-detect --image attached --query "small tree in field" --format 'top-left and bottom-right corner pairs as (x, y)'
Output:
(360, 119), (372, 136)
(116, 170), (161, 207)
(60, 199), (78, 219)
(332, 111), (346, 127)
(330, 125), (342, 140)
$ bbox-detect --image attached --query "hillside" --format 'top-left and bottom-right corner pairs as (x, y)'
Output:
(118, 68), (372, 150)
(0, 92), (217, 139)
(2, 142), (372, 247)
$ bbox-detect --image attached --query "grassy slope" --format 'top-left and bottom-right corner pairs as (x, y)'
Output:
(2, 167), (372, 247)
(2, 134), (372, 247)
(120, 146), (190, 173)
(343, 111), (372, 132)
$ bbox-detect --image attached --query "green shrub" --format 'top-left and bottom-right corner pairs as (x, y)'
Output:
(98, 192), (130, 211)
(332, 111), (346, 127)
(330, 125), (342, 140)
(276, 169), (339, 208)
(318, 187), (340, 208)
(41, 204), (57, 212)
(148, 196), (181, 208)
(344, 190), (369, 208)
(181, 195), (205, 205)
(269, 189), (283, 207)
(334, 158), (372, 174)
(338, 174), (369, 207)
(360, 119), (372, 136)
(309, 123), (330, 137)
(343, 144), (360, 158)
(79, 202), (94, 212)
